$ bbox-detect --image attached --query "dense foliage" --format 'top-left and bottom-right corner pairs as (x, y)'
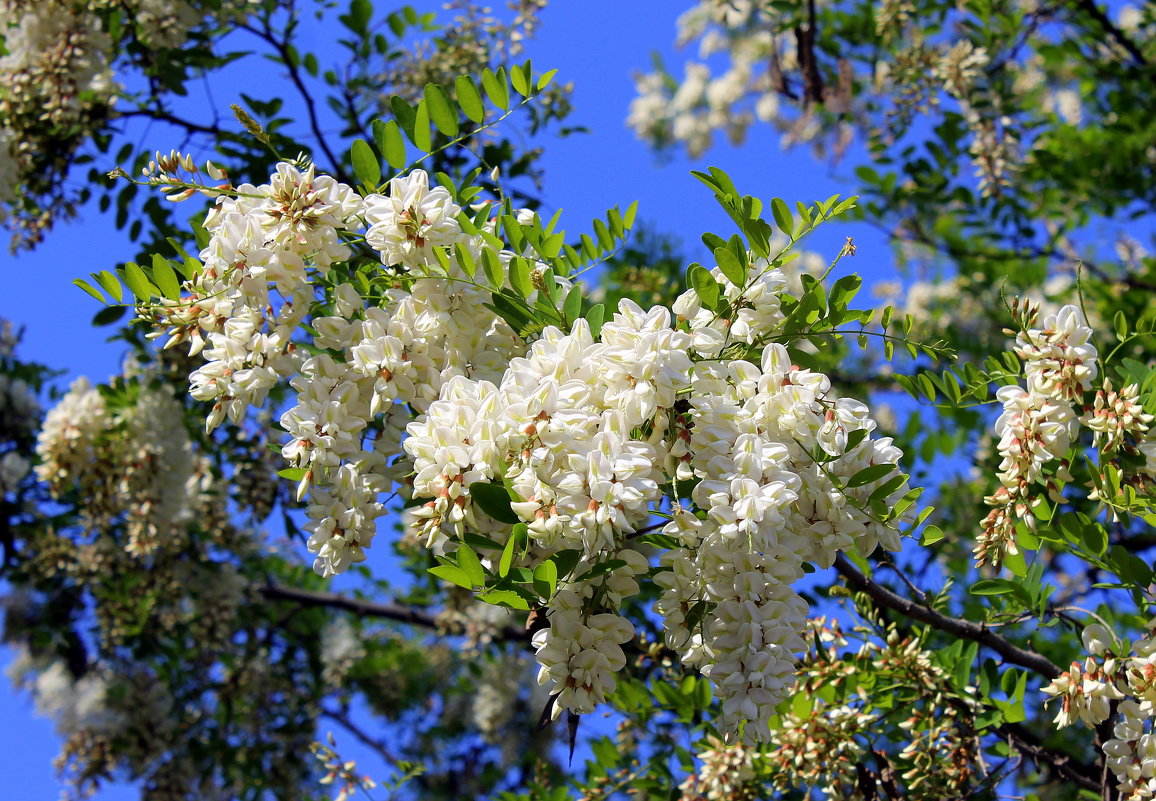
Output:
(4, 2), (1156, 801)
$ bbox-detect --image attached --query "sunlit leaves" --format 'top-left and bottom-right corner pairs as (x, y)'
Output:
(350, 138), (380, 187)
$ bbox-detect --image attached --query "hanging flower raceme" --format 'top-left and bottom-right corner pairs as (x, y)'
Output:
(115, 126), (914, 745)
(977, 304), (1100, 567)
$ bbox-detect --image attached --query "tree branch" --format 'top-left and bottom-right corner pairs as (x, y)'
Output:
(113, 107), (224, 137)
(258, 583), (530, 641)
(322, 705), (399, 766)
(261, 582), (443, 627)
(238, 19), (350, 183)
(1001, 720), (1101, 791)
(1069, 0), (1148, 67)
(833, 553), (1063, 680)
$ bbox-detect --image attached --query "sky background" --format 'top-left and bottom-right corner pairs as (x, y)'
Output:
(0, 2), (893, 797)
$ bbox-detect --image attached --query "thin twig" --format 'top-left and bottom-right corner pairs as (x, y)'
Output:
(259, 583), (530, 641)
(1000, 721), (1100, 791)
(114, 108), (223, 137)
(323, 705), (399, 766)
(238, 19), (349, 182)
(1070, 0), (1148, 67)
(833, 553), (1062, 680)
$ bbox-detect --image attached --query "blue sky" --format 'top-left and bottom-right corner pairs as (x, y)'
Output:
(0, 2), (892, 796)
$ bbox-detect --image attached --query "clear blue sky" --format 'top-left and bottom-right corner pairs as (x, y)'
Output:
(0, 2), (890, 796)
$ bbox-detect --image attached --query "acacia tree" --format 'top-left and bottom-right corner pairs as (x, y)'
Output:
(3, 1), (575, 799)
(6, 2), (1156, 801)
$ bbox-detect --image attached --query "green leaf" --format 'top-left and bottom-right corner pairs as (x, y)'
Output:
(482, 247), (504, 289)
(828, 274), (861, 311)
(277, 468), (307, 481)
(453, 242), (476, 278)
(551, 549), (582, 580)
(74, 278), (106, 304)
(350, 138), (381, 186)
(623, 200), (638, 228)
(478, 589), (530, 610)
(150, 255), (181, 300)
(454, 75), (485, 123)
(562, 284), (582, 325)
(508, 256), (533, 299)
(462, 532), (504, 551)
(122, 261), (156, 301)
(498, 532), (518, 578)
(954, 641), (978, 691)
(585, 303), (606, 338)
(771, 198), (794, 237)
(536, 68), (557, 90)
(429, 564), (475, 590)
(970, 579), (1032, 606)
(510, 61), (530, 97)
(424, 82), (458, 137)
(349, 0), (372, 33)
(412, 99), (432, 152)
(1115, 310), (1129, 340)
(593, 218), (614, 250)
(456, 545), (485, 588)
(533, 560), (557, 600)
(1110, 544), (1153, 587)
(92, 305), (126, 327)
(489, 292), (533, 332)
(482, 67), (509, 112)
(845, 464), (896, 488)
(390, 96), (417, 141)
(714, 246), (746, 287)
(94, 270), (124, 303)
(920, 524), (944, 546)
(686, 263), (720, 310)
(469, 482), (521, 524)
(583, 559), (628, 578)
(969, 579), (1015, 596)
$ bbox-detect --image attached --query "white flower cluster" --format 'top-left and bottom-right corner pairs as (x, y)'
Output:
(35, 377), (203, 555)
(402, 301), (689, 716)
(6, 644), (174, 744)
(934, 40), (989, 99)
(672, 259), (787, 357)
(978, 305), (1099, 567)
(403, 272), (908, 739)
(320, 617), (366, 685)
(154, 162), (532, 577)
(628, 0), (869, 160)
(1042, 623), (1156, 800)
(532, 553), (647, 716)
(0, 0), (257, 215)
(655, 335), (909, 743)
(137, 153), (909, 740)
(0, 1), (114, 125)
(0, 321), (38, 494)
(471, 651), (526, 742)
(677, 735), (759, 801)
(35, 377), (112, 494)
(627, 1), (785, 158)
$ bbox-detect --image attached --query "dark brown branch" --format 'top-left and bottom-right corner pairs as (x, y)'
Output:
(795, 0), (825, 106)
(833, 553), (1063, 680)
(1070, 0), (1149, 67)
(835, 557), (1105, 791)
(322, 705), (399, 765)
(1001, 721), (1101, 791)
(238, 20), (350, 183)
(261, 583), (443, 626)
(259, 583), (530, 641)
(114, 108), (224, 137)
